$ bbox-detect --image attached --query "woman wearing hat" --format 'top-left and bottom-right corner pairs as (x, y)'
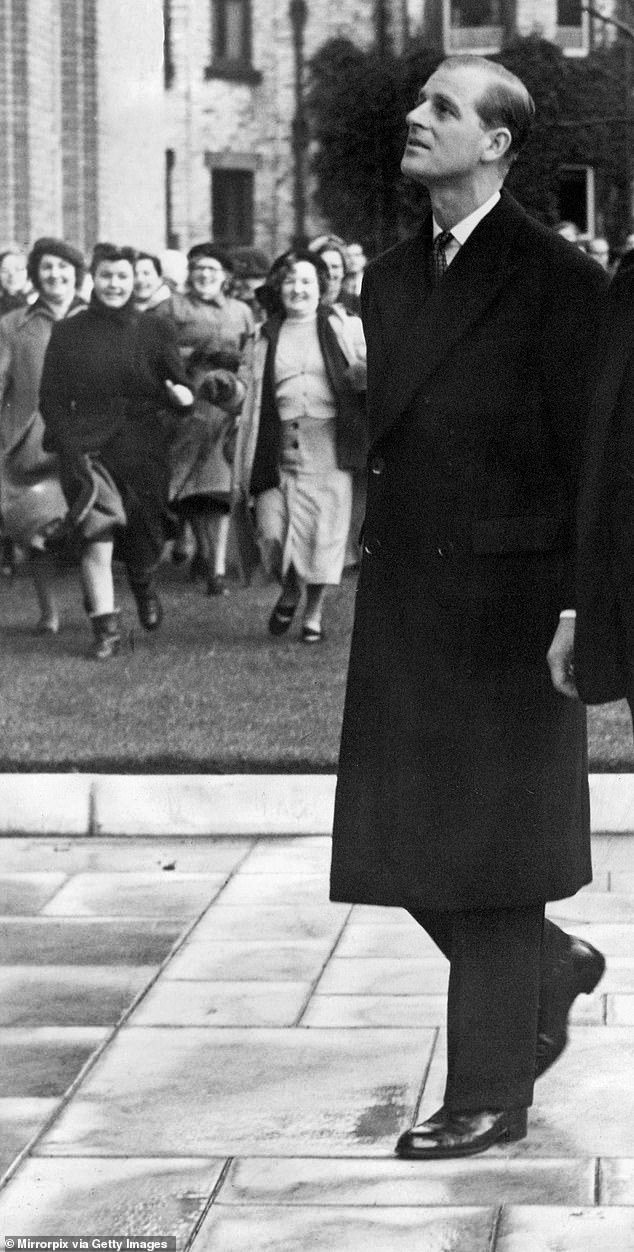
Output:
(153, 242), (255, 594)
(0, 237), (86, 632)
(39, 243), (194, 659)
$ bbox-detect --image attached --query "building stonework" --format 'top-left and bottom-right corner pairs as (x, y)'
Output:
(0, 0), (620, 260)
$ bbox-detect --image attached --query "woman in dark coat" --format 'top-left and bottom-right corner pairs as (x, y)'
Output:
(40, 243), (193, 659)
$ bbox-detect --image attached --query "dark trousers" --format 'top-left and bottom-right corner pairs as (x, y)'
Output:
(409, 906), (570, 1113)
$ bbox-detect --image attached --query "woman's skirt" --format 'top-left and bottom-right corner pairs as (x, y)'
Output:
(255, 468), (352, 584)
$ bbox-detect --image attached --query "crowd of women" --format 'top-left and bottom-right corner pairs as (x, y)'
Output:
(0, 234), (369, 658)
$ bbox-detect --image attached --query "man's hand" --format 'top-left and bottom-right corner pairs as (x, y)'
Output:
(547, 616), (578, 699)
(165, 380), (194, 408)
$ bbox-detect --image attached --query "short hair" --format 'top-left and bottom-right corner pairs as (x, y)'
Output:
(260, 250), (330, 319)
(135, 251), (162, 277)
(90, 242), (137, 275)
(441, 55), (535, 165)
(314, 242), (347, 270)
(187, 242), (234, 273)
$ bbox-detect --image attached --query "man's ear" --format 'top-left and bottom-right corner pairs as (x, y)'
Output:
(482, 127), (513, 164)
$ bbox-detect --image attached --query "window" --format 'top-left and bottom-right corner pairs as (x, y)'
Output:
(206, 0), (261, 81)
(555, 0), (588, 53)
(444, 0), (503, 51)
(558, 166), (595, 238)
(163, 0), (175, 87)
(212, 169), (254, 247)
(165, 149), (179, 249)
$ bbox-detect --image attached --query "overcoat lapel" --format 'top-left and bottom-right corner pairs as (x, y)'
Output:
(370, 192), (527, 445)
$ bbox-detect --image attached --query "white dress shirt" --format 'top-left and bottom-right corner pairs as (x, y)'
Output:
(432, 190), (501, 268)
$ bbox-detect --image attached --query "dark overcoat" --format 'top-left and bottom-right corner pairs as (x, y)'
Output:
(575, 265), (634, 705)
(330, 191), (608, 912)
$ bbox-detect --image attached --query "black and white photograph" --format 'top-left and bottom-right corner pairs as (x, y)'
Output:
(1, 1), (634, 1248)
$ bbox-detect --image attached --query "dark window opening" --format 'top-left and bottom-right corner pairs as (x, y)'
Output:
(212, 169), (254, 247)
(163, 0), (175, 87)
(557, 0), (582, 26)
(558, 167), (590, 233)
(206, 0), (261, 81)
(165, 149), (179, 249)
(450, 0), (501, 27)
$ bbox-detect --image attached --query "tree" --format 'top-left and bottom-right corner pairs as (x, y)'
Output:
(307, 33), (629, 248)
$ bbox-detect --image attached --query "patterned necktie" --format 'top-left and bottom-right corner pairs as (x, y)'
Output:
(430, 230), (453, 287)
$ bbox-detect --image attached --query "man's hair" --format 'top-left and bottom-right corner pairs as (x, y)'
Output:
(441, 55), (535, 166)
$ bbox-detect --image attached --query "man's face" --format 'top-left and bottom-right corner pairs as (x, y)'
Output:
(401, 64), (496, 188)
(189, 258), (226, 302)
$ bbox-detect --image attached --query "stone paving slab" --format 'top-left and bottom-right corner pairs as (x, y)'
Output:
(0, 918), (183, 965)
(301, 993), (450, 1028)
(0, 875), (68, 915)
(0, 1099), (58, 1182)
(522, 1028), (634, 1157)
(0, 967), (153, 1027)
(34, 1027), (434, 1158)
(40, 872), (228, 918)
(213, 871), (330, 909)
(189, 903), (351, 944)
(218, 1154), (596, 1206)
(495, 1206), (634, 1251)
(131, 979), (312, 1027)
(547, 892), (634, 924)
(0, 1156), (226, 1241)
(335, 919), (447, 958)
(315, 957), (450, 996)
(162, 938), (336, 982)
(0, 837), (254, 874)
(189, 1204), (496, 1252)
(240, 836), (332, 874)
(0, 1027), (107, 1098)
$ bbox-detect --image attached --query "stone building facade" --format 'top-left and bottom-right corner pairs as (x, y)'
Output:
(0, 0), (619, 260)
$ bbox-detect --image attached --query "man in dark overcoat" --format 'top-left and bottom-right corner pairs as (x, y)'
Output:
(330, 55), (608, 1159)
(575, 261), (634, 713)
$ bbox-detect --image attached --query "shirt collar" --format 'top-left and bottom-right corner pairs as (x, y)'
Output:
(433, 190), (501, 246)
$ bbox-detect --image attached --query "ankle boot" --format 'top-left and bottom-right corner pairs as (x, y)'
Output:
(91, 610), (121, 660)
(128, 576), (163, 631)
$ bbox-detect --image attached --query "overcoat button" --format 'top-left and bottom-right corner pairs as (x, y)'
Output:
(292, 440), (299, 449)
(371, 456), (385, 476)
(437, 541), (455, 558)
(364, 536), (382, 557)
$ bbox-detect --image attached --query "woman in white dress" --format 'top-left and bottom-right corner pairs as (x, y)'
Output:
(231, 250), (367, 642)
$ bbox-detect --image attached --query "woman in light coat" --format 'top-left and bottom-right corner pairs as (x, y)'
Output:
(0, 237), (86, 632)
(231, 250), (367, 642)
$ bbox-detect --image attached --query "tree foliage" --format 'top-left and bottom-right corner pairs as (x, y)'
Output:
(306, 33), (629, 252)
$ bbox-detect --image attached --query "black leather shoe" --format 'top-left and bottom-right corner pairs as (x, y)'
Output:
(536, 936), (605, 1078)
(130, 584), (164, 632)
(395, 1107), (528, 1160)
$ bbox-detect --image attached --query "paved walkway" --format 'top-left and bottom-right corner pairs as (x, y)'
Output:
(0, 830), (634, 1250)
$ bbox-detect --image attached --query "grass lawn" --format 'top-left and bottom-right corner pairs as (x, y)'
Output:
(0, 559), (632, 772)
